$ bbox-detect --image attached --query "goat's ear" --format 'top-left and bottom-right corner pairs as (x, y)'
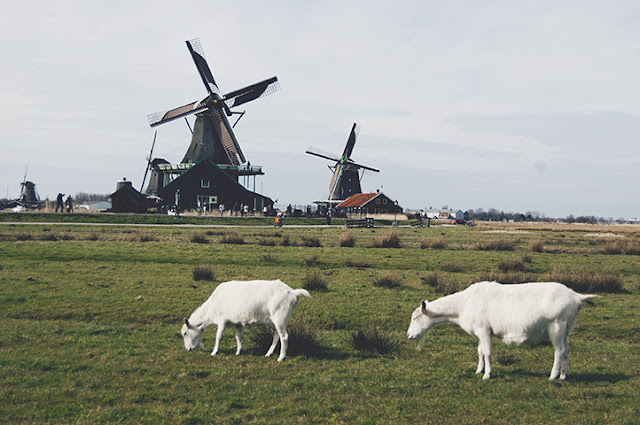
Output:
(184, 318), (190, 327)
(421, 300), (429, 314)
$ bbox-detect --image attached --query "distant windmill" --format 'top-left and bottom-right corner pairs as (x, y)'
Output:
(18, 166), (41, 207)
(147, 38), (280, 166)
(306, 123), (379, 201)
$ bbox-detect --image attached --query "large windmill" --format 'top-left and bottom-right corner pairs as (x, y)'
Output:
(147, 38), (279, 166)
(140, 38), (279, 213)
(306, 123), (379, 201)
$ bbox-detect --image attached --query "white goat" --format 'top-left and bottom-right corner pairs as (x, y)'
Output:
(181, 279), (311, 361)
(407, 281), (598, 380)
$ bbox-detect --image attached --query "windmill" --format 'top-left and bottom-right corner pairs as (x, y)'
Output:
(147, 38), (280, 166)
(306, 123), (379, 201)
(18, 166), (41, 207)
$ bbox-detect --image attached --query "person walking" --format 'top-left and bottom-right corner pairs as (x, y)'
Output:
(55, 193), (65, 213)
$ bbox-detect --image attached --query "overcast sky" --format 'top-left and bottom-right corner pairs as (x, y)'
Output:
(1, 1), (639, 218)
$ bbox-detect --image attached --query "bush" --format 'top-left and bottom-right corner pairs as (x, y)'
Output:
(192, 265), (215, 281)
(40, 233), (58, 241)
(189, 233), (209, 244)
(601, 239), (640, 256)
(420, 237), (447, 250)
(303, 253), (320, 267)
(15, 232), (32, 241)
(219, 232), (244, 244)
(480, 271), (528, 284)
(372, 272), (403, 288)
(302, 270), (328, 292)
(436, 259), (464, 273)
(530, 240), (544, 253)
(420, 271), (461, 294)
(543, 267), (624, 293)
(132, 231), (156, 242)
(345, 258), (372, 268)
(373, 232), (401, 248)
(85, 232), (100, 241)
(257, 237), (277, 246)
(301, 236), (321, 247)
(346, 324), (399, 356)
(261, 253), (277, 263)
(476, 239), (515, 251)
(340, 232), (356, 247)
(280, 234), (292, 247)
(249, 319), (321, 357)
(498, 257), (526, 273)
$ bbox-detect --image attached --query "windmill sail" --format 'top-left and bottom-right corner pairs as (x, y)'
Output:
(186, 38), (220, 94)
(224, 77), (280, 108)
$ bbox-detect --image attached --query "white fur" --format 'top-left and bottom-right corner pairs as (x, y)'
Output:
(181, 279), (311, 362)
(407, 281), (598, 380)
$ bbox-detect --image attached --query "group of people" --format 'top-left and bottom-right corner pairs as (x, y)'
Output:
(55, 193), (74, 213)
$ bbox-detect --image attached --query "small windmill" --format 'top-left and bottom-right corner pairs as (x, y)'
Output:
(147, 38), (280, 166)
(18, 166), (41, 207)
(306, 123), (379, 201)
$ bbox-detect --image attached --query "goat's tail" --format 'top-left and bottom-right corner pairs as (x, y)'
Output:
(292, 289), (311, 299)
(580, 294), (599, 305)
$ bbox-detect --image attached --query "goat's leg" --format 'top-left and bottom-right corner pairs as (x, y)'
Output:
(273, 322), (289, 362)
(417, 334), (427, 351)
(548, 321), (568, 380)
(235, 325), (243, 355)
(211, 323), (225, 356)
(265, 328), (279, 357)
(476, 343), (485, 375)
(476, 331), (492, 379)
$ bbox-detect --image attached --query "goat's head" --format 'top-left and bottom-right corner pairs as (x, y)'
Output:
(407, 300), (438, 349)
(181, 318), (206, 351)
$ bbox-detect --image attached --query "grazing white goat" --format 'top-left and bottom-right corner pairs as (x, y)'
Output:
(181, 279), (311, 362)
(407, 281), (598, 380)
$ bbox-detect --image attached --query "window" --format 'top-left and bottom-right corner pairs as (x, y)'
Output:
(201, 180), (210, 188)
(383, 198), (387, 205)
(376, 198), (380, 204)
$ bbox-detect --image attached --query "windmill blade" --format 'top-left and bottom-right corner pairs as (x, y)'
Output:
(140, 131), (157, 192)
(347, 159), (379, 173)
(223, 77), (280, 109)
(147, 98), (209, 127)
(306, 147), (340, 163)
(186, 38), (220, 95)
(341, 123), (359, 159)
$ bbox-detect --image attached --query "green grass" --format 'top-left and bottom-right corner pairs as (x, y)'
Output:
(1, 218), (639, 424)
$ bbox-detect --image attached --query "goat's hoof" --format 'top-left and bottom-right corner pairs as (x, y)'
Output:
(482, 374), (491, 380)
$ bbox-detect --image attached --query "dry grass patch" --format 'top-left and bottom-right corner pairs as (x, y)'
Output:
(420, 237), (447, 249)
(192, 265), (215, 281)
(301, 270), (329, 292)
(345, 258), (372, 268)
(543, 267), (624, 293)
(219, 231), (244, 244)
(498, 256), (527, 273)
(373, 231), (401, 248)
(189, 233), (209, 244)
(346, 324), (400, 356)
(339, 232), (356, 247)
(476, 239), (515, 251)
(436, 259), (464, 273)
(372, 271), (403, 288)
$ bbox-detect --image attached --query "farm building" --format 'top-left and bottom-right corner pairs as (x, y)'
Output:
(149, 158), (273, 214)
(110, 179), (148, 213)
(336, 191), (403, 217)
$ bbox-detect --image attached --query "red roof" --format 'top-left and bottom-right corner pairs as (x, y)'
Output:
(336, 192), (380, 208)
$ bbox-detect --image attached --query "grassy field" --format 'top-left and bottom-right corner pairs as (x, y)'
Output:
(1, 216), (639, 424)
